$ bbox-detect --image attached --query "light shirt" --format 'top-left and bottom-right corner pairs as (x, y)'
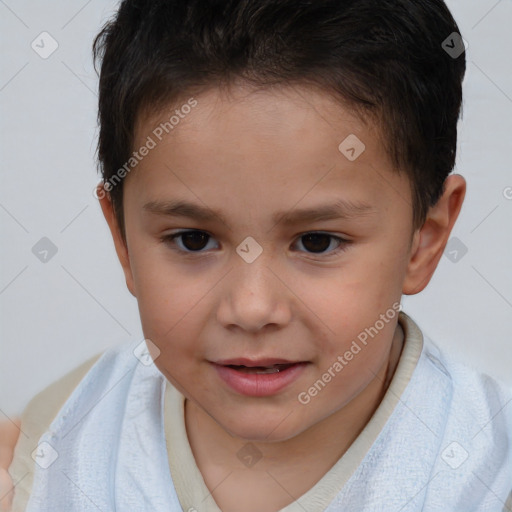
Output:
(10, 312), (422, 511)
(164, 311), (422, 511)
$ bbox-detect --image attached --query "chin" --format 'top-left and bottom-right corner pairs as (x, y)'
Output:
(217, 413), (308, 444)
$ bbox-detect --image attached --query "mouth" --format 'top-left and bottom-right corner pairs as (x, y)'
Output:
(211, 358), (310, 396)
(213, 357), (308, 373)
(223, 363), (298, 374)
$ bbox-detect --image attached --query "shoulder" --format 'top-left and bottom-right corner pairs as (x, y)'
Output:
(12, 340), (139, 453)
(421, 337), (512, 469)
(400, 314), (511, 459)
(9, 351), (106, 511)
(24, 353), (105, 427)
(9, 341), (149, 511)
(424, 337), (512, 419)
(417, 339), (512, 508)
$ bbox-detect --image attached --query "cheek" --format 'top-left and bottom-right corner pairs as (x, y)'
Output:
(312, 318), (398, 411)
(304, 258), (401, 336)
(353, 235), (410, 306)
(300, 247), (404, 375)
(127, 245), (206, 342)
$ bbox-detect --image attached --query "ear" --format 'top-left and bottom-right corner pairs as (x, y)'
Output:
(403, 174), (466, 295)
(96, 183), (136, 297)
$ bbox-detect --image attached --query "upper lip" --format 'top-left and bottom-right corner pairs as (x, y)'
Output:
(213, 358), (305, 367)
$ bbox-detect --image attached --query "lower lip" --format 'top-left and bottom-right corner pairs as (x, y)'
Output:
(212, 363), (309, 397)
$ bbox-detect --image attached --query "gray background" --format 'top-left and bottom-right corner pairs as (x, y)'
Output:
(1, 0), (511, 418)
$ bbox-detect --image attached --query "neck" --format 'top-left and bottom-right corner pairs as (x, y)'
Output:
(184, 321), (405, 502)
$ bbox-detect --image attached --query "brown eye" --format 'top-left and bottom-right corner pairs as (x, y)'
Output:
(294, 232), (348, 256)
(162, 230), (216, 252)
(180, 231), (210, 251)
(301, 233), (331, 253)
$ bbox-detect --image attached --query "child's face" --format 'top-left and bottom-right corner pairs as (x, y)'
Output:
(107, 84), (420, 441)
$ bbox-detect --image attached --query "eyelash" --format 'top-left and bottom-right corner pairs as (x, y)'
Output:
(160, 230), (351, 258)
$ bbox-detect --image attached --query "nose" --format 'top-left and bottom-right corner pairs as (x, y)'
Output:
(216, 256), (292, 333)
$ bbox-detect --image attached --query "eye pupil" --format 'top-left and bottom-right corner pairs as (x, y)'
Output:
(182, 232), (209, 251)
(168, 231), (343, 256)
(302, 233), (331, 253)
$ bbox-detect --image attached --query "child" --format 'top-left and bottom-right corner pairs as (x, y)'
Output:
(7, 0), (512, 510)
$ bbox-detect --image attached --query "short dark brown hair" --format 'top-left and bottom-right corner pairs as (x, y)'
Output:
(93, 0), (466, 241)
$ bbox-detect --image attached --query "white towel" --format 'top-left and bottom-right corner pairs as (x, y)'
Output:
(25, 338), (512, 511)
(323, 342), (512, 511)
(25, 343), (182, 511)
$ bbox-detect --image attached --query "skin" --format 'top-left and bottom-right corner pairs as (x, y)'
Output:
(100, 83), (465, 511)
(0, 418), (20, 512)
(2, 83), (466, 511)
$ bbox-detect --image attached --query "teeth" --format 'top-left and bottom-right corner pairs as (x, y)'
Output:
(229, 364), (293, 374)
(254, 367), (280, 374)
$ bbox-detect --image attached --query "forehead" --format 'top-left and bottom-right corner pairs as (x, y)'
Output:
(126, 84), (411, 225)
(137, 83), (377, 156)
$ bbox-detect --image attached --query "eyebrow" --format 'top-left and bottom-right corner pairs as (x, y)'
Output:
(142, 198), (377, 227)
